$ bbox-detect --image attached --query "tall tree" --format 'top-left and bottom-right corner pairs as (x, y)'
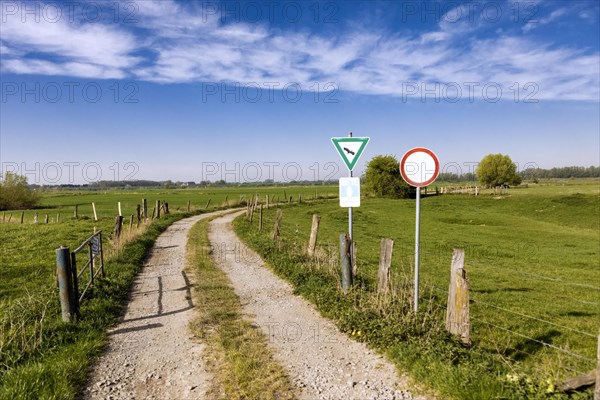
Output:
(476, 154), (522, 187)
(362, 155), (414, 198)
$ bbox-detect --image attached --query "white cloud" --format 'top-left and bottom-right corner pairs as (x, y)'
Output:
(1, 2), (597, 101)
(523, 8), (568, 33)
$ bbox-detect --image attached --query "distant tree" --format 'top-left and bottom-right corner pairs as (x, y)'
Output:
(362, 155), (414, 198)
(476, 154), (522, 187)
(0, 172), (40, 210)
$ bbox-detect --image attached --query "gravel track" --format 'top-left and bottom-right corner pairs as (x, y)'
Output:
(84, 210), (426, 400)
(84, 211), (231, 400)
(209, 211), (426, 400)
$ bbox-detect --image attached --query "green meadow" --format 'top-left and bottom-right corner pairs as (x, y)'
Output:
(234, 179), (600, 399)
(0, 185), (329, 399)
(0, 180), (598, 398)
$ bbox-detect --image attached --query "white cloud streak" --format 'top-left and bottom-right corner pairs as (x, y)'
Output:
(0, 0), (597, 101)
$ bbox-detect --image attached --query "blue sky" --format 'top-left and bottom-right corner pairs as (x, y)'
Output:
(1, 0), (598, 184)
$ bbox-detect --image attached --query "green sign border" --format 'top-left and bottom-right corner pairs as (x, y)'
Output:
(331, 137), (370, 171)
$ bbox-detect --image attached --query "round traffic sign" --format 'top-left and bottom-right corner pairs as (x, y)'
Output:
(400, 148), (440, 187)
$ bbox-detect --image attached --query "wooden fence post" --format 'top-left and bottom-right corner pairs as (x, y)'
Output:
(33, 212), (38, 224)
(56, 213), (59, 223)
(340, 234), (353, 293)
(142, 198), (147, 222)
(44, 214), (49, 224)
(224, 195), (228, 207)
(164, 202), (169, 214)
(8, 213), (12, 223)
(289, 195), (292, 204)
(92, 202), (98, 221)
(114, 216), (124, 239)
(596, 330), (600, 400)
(136, 204), (141, 224)
(377, 239), (394, 294)
(299, 194), (302, 203)
(151, 207), (156, 220)
(20, 211), (24, 224)
(187, 199), (191, 212)
(352, 242), (357, 279)
(156, 200), (161, 219)
(259, 204), (263, 231)
(205, 198), (211, 209)
(273, 209), (283, 240)
(307, 214), (320, 257)
(445, 249), (470, 344)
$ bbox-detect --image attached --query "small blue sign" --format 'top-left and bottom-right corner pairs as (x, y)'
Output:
(339, 177), (360, 207)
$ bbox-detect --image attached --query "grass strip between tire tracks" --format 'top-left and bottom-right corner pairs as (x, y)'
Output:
(186, 217), (296, 400)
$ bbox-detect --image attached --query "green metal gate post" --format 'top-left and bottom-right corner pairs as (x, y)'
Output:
(56, 247), (75, 322)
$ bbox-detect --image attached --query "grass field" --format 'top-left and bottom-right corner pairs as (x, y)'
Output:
(0, 185), (331, 399)
(234, 179), (599, 399)
(0, 185), (334, 303)
(0, 180), (597, 398)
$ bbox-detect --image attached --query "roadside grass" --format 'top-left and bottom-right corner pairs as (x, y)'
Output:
(186, 218), (296, 400)
(0, 212), (197, 399)
(234, 181), (599, 399)
(0, 185), (332, 398)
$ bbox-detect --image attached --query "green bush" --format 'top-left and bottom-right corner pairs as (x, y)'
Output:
(0, 173), (40, 210)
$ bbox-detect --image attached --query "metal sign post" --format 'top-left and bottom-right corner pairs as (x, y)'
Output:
(331, 133), (370, 293)
(400, 147), (440, 312)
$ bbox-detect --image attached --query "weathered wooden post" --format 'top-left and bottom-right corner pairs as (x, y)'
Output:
(56, 247), (75, 322)
(352, 242), (358, 279)
(8, 213), (12, 223)
(445, 249), (470, 344)
(155, 200), (161, 219)
(92, 202), (98, 221)
(205, 198), (211, 209)
(289, 195), (292, 204)
(136, 204), (141, 224)
(164, 202), (169, 214)
(596, 330), (600, 400)
(187, 199), (191, 212)
(20, 211), (24, 224)
(273, 209), (283, 240)
(224, 195), (228, 206)
(56, 213), (59, 223)
(142, 198), (147, 222)
(33, 212), (38, 224)
(339, 234), (353, 293)
(74, 205), (78, 219)
(299, 194), (302, 204)
(377, 239), (394, 294)
(44, 214), (49, 224)
(259, 204), (263, 231)
(114, 216), (123, 239)
(307, 214), (320, 257)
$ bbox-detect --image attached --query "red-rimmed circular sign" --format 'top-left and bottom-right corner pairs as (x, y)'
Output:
(400, 147), (440, 187)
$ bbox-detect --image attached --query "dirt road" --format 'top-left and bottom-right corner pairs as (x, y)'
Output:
(208, 211), (424, 400)
(85, 210), (424, 399)
(84, 211), (230, 400)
